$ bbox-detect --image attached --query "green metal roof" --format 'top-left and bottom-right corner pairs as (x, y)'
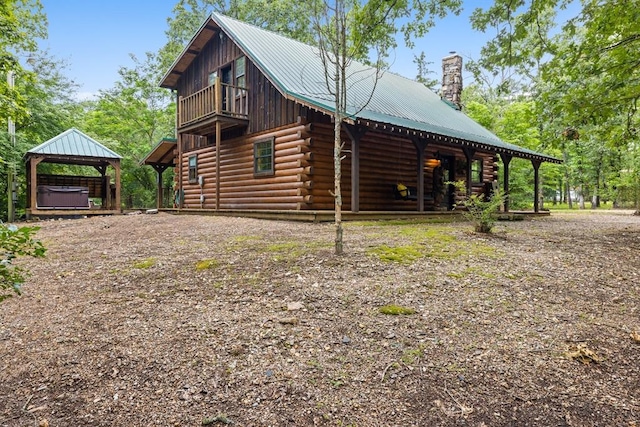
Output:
(28, 128), (122, 159)
(164, 13), (560, 163)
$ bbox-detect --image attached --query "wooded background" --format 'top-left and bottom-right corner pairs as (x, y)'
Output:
(1, 0), (638, 220)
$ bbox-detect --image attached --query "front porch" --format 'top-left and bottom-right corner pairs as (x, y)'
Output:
(158, 207), (550, 222)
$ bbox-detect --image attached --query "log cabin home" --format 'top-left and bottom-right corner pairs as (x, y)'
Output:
(144, 13), (560, 218)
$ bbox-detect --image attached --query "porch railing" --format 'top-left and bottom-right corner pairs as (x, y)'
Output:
(178, 80), (248, 128)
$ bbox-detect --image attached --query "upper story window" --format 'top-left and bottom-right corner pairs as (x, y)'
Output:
(471, 158), (483, 183)
(254, 137), (274, 176)
(235, 56), (246, 88)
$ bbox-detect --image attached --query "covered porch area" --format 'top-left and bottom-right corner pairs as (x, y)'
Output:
(343, 119), (562, 215)
(140, 137), (177, 209)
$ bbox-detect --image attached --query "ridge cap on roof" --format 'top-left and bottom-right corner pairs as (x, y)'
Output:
(212, 12), (313, 48)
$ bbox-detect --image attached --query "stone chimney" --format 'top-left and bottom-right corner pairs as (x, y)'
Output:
(441, 53), (463, 109)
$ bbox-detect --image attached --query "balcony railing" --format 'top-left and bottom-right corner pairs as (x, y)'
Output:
(178, 80), (248, 128)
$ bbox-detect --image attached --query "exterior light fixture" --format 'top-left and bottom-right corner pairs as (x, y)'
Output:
(425, 158), (441, 168)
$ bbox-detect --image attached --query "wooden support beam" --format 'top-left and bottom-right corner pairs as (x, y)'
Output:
(28, 156), (43, 212)
(462, 147), (476, 196)
(107, 159), (121, 212)
(94, 165), (107, 175)
(532, 159), (542, 213)
(215, 121), (221, 211)
(344, 123), (367, 213)
(412, 138), (428, 212)
(177, 133), (184, 209)
(500, 153), (513, 212)
(154, 167), (166, 209)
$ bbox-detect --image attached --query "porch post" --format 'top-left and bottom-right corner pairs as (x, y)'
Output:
(114, 160), (121, 212)
(177, 133), (183, 209)
(28, 156), (43, 213)
(344, 124), (367, 213)
(413, 138), (428, 212)
(152, 165), (168, 209)
(500, 153), (513, 212)
(532, 160), (541, 213)
(215, 121), (221, 210)
(107, 159), (121, 212)
(463, 147), (476, 196)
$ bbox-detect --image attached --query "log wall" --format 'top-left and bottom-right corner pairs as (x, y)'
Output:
(178, 122), (311, 210)
(305, 123), (497, 211)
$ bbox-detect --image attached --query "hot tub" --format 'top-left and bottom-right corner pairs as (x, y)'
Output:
(37, 185), (90, 209)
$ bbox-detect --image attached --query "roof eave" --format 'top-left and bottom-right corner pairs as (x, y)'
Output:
(354, 118), (562, 164)
(159, 16), (219, 89)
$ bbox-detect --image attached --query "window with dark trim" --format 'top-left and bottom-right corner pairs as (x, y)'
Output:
(188, 155), (198, 183)
(254, 138), (274, 176)
(235, 56), (246, 88)
(471, 158), (483, 183)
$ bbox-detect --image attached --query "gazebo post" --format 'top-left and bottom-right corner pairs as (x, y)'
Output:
(532, 160), (542, 213)
(500, 153), (513, 212)
(27, 155), (43, 215)
(108, 159), (121, 212)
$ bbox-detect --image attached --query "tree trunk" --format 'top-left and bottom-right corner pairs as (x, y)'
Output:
(562, 146), (573, 209)
(334, 117), (343, 255)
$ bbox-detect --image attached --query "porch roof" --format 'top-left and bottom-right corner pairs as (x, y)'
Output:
(140, 138), (177, 168)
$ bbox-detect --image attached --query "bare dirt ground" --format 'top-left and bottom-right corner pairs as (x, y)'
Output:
(1, 211), (639, 427)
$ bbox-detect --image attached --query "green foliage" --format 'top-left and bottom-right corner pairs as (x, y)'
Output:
(413, 51), (438, 91)
(195, 258), (219, 270)
(0, 50), (79, 220)
(0, 0), (47, 123)
(81, 52), (175, 209)
(368, 244), (422, 264)
(160, 0), (321, 71)
(469, 0), (640, 210)
(378, 304), (416, 315)
(132, 257), (156, 269)
(451, 181), (504, 233)
(0, 223), (46, 302)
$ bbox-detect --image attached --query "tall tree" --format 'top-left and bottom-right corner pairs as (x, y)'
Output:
(0, 1), (81, 220)
(309, 0), (461, 254)
(160, 0), (320, 72)
(0, 0), (46, 123)
(82, 52), (175, 208)
(470, 0), (640, 210)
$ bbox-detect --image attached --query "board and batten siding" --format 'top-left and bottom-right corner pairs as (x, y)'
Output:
(176, 33), (302, 136)
(177, 33), (243, 96)
(179, 122), (312, 210)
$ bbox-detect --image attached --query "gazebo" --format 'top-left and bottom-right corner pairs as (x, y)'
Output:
(24, 128), (122, 218)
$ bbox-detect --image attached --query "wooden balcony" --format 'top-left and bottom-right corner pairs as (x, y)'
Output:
(178, 80), (249, 135)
